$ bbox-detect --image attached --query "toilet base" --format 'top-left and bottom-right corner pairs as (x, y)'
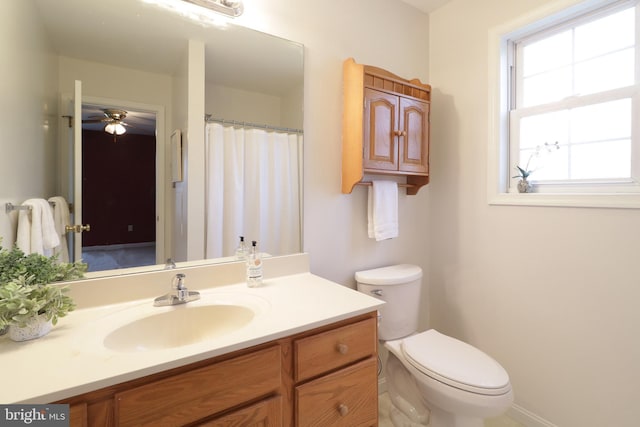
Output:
(429, 406), (483, 427)
(389, 406), (428, 427)
(385, 342), (512, 427)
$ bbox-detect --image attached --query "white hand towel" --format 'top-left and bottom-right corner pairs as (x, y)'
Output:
(16, 199), (60, 256)
(48, 196), (70, 263)
(367, 180), (399, 241)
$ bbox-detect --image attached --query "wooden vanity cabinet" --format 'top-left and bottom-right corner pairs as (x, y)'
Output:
(343, 57), (431, 195)
(55, 312), (378, 427)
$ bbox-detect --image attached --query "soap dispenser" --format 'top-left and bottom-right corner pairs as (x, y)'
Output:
(246, 240), (263, 287)
(235, 236), (248, 260)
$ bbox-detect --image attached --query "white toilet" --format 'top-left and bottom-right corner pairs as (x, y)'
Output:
(356, 264), (513, 427)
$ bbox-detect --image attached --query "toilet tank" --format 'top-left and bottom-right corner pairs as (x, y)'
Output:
(355, 264), (422, 341)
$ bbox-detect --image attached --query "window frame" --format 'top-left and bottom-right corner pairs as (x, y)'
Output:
(487, 0), (640, 209)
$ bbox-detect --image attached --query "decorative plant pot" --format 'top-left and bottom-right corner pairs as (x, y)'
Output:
(517, 179), (532, 193)
(9, 314), (53, 342)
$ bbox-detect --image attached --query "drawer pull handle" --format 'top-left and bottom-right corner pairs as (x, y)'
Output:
(336, 343), (349, 355)
(338, 404), (349, 416)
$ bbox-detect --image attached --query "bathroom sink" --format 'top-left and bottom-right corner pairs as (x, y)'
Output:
(103, 304), (255, 352)
(77, 291), (270, 353)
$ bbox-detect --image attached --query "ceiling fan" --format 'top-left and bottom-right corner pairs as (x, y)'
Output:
(83, 109), (130, 135)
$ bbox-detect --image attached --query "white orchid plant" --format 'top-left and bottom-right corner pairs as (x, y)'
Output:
(513, 141), (560, 181)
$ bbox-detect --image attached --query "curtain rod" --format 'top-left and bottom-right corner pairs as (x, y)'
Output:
(205, 115), (303, 134)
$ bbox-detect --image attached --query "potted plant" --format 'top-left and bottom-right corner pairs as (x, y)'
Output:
(512, 165), (533, 193)
(0, 244), (87, 341)
(513, 141), (560, 193)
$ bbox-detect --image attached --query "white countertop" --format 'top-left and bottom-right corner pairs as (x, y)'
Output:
(0, 272), (383, 404)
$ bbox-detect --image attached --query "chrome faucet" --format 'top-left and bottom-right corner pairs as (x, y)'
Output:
(154, 273), (201, 306)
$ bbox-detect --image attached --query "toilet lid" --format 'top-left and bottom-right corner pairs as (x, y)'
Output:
(355, 264), (422, 285)
(401, 330), (511, 396)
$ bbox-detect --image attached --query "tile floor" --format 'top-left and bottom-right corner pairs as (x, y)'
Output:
(379, 392), (524, 427)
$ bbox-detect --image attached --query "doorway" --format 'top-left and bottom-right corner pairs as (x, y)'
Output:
(80, 102), (160, 272)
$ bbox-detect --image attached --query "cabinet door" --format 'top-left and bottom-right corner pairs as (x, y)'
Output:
(197, 395), (282, 427)
(68, 402), (87, 427)
(399, 97), (429, 174)
(363, 88), (399, 171)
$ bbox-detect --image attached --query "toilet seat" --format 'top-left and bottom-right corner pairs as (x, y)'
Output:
(401, 329), (511, 396)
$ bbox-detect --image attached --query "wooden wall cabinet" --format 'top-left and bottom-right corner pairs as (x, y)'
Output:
(343, 58), (431, 195)
(56, 312), (378, 427)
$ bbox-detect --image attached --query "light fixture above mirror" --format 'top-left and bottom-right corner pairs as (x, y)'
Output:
(182, 0), (243, 17)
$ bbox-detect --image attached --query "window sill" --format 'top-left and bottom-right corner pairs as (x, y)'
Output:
(488, 192), (640, 209)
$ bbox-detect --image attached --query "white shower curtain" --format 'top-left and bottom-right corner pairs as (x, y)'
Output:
(205, 122), (302, 259)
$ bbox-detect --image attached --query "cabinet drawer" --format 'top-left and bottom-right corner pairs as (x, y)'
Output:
(294, 317), (376, 382)
(295, 357), (378, 427)
(115, 345), (281, 427)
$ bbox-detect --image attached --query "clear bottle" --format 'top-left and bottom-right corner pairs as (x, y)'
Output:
(235, 236), (248, 260)
(246, 240), (263, 288)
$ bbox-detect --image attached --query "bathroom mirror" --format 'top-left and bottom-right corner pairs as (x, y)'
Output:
(4, 0), (303, 278)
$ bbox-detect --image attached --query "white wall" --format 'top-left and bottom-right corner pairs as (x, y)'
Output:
(205, 84), (283, 126)
(281, 84), (304, 130)
(235, 0), (432, 294)
(429, 1), (640, 426)
(0, 0), (58, 248)
(170, 39), (208, 263)
(172, 45), (190, 262)
(185, 40), (207, 261)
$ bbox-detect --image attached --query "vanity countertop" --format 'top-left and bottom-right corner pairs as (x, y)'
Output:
(0, 271), (383, 404)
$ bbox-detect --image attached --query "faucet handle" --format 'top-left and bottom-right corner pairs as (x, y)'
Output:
(173, 273), (186, 290)
(172, 273), (190, 301)
(165, 258), (177, 269)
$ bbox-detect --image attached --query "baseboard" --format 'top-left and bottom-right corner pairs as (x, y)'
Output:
(507, 404), (558, 427)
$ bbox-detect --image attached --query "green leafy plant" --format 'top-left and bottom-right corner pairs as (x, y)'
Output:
(0, 244), (87, 328)
(512, 165), (532, 180)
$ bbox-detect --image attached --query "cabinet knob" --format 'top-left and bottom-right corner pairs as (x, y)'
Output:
(336, 343), (349, 355)
(338, 404), (349, 416)
(401, 131), (407, 137)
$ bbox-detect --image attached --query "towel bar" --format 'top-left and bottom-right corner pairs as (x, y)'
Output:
(355, 182), (415, 188)
(5, 201), (56, 214)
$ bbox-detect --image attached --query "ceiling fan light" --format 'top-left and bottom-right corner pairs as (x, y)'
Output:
(105, 123), (126, 135)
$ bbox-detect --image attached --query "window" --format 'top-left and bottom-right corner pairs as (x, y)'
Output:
(489, 0), (640, 208)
